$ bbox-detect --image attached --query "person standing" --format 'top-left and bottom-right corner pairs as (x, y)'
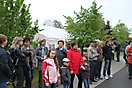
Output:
(115, 41), (121, 62)
(36, 38), (48, 88)
(96, 41), (103, 80)
(80, 56), (90, 88)
(21, 36), (36, 88)
(56, 40), (67, 68)
(42, 49), (60, 88)
(123, 41), (128, 64)
(0, 34), (13, 88)
(111, 42), (116, 60)
(127, 42), (132, 79)
(87, 40), (99, 83)
(67, 41), (84, 88)
(102, 40), (114, 79)
(61, 58), (71, 88)
(10, 37), (27, 88)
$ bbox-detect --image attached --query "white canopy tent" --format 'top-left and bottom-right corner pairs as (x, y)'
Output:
(34, 26), (68, 48)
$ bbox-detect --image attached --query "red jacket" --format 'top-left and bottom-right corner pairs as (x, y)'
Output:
(127, 46), (132, 64)
(67, 48), (83, 74)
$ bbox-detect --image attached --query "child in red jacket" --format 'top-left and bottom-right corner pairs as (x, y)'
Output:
(42, 49), (60, 88)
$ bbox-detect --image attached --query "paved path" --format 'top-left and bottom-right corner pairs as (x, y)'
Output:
(95, 66), (131, 88)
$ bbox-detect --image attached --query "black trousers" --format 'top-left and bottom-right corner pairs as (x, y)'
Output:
(38, 71), (43, 87)
(70, 74), (82, 88)
(123, 52), (128, 64)
(129, 64), (132, 77)
(15, 66), (24, 88)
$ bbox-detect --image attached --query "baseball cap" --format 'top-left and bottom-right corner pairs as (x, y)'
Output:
(82, 56), (87, 61)
(63, 58), (70, 62)
(90, 40), (95, 43)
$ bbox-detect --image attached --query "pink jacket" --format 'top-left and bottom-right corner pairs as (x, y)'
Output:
(42, 58), (60, 84)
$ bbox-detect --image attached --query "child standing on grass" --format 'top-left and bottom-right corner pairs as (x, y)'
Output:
(80, 56), (90, 88)
(61, 58), (71, 88)
(42, 49), (60, 88)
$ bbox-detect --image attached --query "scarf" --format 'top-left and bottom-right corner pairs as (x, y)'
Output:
(98, 45), (102, 51)
(41, 46), (45, 57)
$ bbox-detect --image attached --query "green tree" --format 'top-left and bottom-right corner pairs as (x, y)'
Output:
(111, 21), (130, 46)
(53, 19), (63, 29)
(64, 1), (104, 55)
(0, 0), (41, 50)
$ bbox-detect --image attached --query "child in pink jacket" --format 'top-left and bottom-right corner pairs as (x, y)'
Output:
(42, 49), (60, 88)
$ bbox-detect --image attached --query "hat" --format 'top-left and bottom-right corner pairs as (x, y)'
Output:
(63, 58), (70, 62)
(90, 40), (95, 43)
(82, 56), (87, 61)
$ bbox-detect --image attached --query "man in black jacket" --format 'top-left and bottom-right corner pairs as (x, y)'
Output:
(56, 40), (67, 68)
(103, 40), (114, 80)
(0, 34), (12, 88)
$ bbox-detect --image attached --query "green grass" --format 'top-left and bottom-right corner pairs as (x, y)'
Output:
(7, 68), (39, 88)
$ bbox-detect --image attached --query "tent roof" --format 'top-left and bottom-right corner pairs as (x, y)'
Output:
(38, 26), (68, 39)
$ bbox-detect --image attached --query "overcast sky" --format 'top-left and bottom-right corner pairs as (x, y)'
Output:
(24, 0), (132, 28)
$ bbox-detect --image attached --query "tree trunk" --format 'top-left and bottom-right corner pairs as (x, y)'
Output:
(81, 45), (84, 56)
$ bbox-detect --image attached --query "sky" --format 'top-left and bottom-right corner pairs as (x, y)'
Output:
(24, 0), (132, 28)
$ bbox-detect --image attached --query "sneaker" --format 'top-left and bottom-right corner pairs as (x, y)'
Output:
(104, 76), (109, 80)
(129, 76), (131, 79)
(92, 80), (97, 82)
(109, 75), (113, 78)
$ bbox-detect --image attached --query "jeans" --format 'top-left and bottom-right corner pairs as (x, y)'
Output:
(83, 78), (90, 88)
(29, 69), (34, 87)
(70, 74), (82, 88)
(95, 61), (102, 78)
(45, 83), (56, 88)
(23, 65), (31, 88)
(90, 60), (97, 81)
(63, 85), (70, 88)
(103, 60), (111, 77)
(0, 82), (6, 88)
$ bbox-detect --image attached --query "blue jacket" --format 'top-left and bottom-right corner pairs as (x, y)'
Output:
(0, 46), (13, 83)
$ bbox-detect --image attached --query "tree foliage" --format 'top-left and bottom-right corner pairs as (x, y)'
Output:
(0, 0), (41, 50)
(53, 20), (63, 29)
(64, 1), (105, 54)
(111, 21), (130, 46)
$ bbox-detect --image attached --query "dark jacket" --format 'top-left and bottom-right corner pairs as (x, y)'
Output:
(115, 42), (121, 52)
(80, 64), (90, 80)
(36, 46), (48, 71)
(21, 45), (36, 69)
(0, 46), (13, 83)
(102, 45), (112, 60)
(61, 65), (71, 85)
(10, 46), (26, 66)
(56, 47), (67, 67)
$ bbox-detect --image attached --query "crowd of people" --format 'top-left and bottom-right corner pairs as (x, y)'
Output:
(0, 33), (131, 88)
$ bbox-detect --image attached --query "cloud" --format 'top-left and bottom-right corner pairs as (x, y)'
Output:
(24, 0), (132, 28)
